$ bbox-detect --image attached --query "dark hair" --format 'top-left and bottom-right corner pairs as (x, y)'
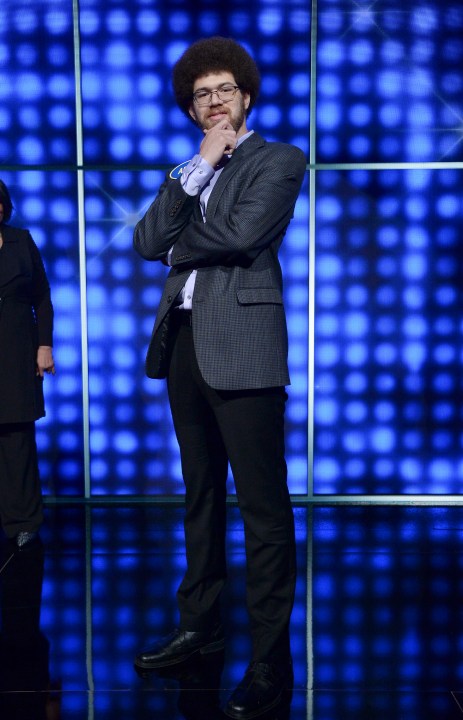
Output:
(172, 37), (261, 122)
(0, 179), (13, 223)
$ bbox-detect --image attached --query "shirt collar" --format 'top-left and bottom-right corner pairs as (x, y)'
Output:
(236, 129), (254, 147)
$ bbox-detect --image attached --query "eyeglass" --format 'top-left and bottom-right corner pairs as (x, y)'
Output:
(192, 84), (240, 106)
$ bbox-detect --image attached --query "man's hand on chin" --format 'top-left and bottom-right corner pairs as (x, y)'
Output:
(199, 118), (237, 167)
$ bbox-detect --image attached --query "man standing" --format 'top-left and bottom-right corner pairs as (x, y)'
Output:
(133, 37), (306, 719)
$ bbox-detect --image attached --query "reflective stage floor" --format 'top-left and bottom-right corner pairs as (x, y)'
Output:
(1, 504), (463, 719)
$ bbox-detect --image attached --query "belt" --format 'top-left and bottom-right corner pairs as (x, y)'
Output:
(171, 309), (192, 327)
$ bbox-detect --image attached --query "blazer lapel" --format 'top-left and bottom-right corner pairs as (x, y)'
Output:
(205, 132), (266, 219)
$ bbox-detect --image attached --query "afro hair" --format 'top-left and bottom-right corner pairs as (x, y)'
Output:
(172, 37), (261, 122)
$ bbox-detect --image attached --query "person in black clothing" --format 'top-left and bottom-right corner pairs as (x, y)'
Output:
(0, 179), (55, 548)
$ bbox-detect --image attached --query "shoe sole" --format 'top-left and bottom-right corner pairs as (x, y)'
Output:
(134, 636), (225, 672)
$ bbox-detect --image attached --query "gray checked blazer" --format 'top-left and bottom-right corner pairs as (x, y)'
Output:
(133, 131), (306, 391)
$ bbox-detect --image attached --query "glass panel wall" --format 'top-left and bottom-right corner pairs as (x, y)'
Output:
(1, 0), (462, 498)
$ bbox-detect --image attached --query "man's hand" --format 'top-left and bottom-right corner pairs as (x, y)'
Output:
(199, 118), (237, 168)
(36, 345), (56, 377)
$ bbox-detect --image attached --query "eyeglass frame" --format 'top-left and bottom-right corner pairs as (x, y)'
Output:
(192, 84), (241, 106)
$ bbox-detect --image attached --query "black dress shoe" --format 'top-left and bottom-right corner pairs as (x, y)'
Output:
(223, 661), (291, 719)
(134, 625), (225, 672)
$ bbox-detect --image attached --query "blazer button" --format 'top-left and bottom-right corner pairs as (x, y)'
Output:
(167, 295), (172, 303)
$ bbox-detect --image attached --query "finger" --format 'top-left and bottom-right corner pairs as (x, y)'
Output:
(209, 117), (232, 132)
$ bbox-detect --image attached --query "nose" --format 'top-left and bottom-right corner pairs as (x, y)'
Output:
(209, 90), (224, 105)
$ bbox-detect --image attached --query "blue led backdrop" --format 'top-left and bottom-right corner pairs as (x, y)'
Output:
(79, 0), (311, 163)
(314, 168), (463, 494)
(317, 2), (463, 163)
(1, 0), (462, 497)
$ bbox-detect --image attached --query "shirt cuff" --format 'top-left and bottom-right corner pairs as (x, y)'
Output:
(180, 154), (214, 196)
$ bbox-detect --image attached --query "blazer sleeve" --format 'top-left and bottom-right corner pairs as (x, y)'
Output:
(28, 234), (54, 347)
(133, 174), (200, 261)
(170, 144), (306, 270)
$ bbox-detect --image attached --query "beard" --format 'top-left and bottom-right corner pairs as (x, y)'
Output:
(199, 95), (247, 134)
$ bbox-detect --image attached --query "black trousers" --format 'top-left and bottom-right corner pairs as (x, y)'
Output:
(167, 318), (296, 663)
(0, 422), (43, 538)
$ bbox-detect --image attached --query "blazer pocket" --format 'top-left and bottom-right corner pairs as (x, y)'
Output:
(236, 287), (283, 305)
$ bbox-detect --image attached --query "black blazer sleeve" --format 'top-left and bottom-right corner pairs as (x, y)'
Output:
(28, 234), (54, 347)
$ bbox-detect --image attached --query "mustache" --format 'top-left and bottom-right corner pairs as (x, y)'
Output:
(206, 109), (229, 119)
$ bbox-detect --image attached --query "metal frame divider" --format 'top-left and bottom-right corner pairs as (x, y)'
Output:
(72, 3), (94, 717)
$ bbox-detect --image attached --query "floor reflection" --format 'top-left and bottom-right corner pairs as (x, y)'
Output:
(136, 649), (294, 720)
(0, 538), (60, 719)
(143, 650), (226, 719)
(1, 504), (463, 718)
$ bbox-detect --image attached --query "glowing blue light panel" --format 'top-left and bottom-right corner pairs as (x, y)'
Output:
(0, 0), (76, 165)
(317, 1), (463, 162)
(79, 0), (311, 163)
(314, 169), (463, 494)
(0, 171), (84, 496)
